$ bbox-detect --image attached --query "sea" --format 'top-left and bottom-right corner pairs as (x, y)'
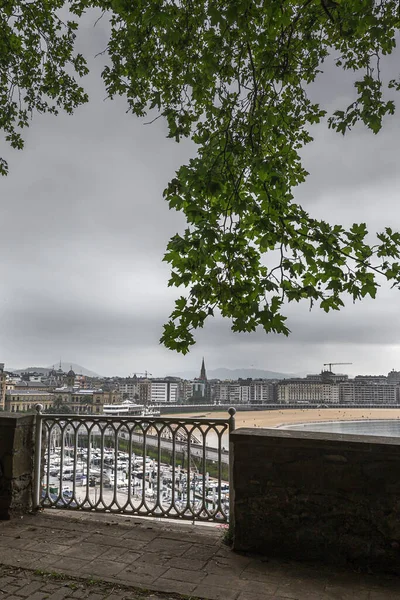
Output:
(283, 419), (400, 437)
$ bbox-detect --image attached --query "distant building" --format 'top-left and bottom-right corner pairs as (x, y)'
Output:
(212, 379), (275, 405)
(354, 375), (388, 385)
(66, 368), (76, 388)
(339, 382), (397, 404)
(11, 381), (49, 392)
(249, 380), (276, 404)
(278, 380), (340, 404)
(118, 375), (140, 399)
(388, 370), (400, 385)
(189, 358), (211, 402)
(199, 357), (207, 382)
(5, 390), (54, 412)
(0, 363), (5, 410)
(150, 380), (178, 404)
(306, 371), (348, 383)
(53, 389), (112, 414)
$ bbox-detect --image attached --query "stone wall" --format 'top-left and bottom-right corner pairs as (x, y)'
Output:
(0, 414), (35, 519)
(231, 428), (400, 573)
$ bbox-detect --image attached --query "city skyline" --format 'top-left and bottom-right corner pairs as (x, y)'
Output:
(1, 12), (400, 377)
(3, 358), (400, 381)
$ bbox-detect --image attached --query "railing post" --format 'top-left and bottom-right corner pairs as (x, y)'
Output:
(228, 407), (236, 434)
(228, 407), (236, 528)
(33, 404), (43, 510)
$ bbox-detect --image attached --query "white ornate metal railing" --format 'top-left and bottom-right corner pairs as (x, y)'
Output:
(33, 405), (236, 523)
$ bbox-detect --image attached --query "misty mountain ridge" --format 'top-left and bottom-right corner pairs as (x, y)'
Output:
(168, 367), (300, 380)
(9, 362), (100, 378)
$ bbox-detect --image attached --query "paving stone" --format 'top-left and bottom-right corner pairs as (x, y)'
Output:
(121, 529), (159, 543)
(119, 563), (168, 585)
(276, 577), (329, 598)
(206, 558), (247, 576)
(0, 538), (32, 551)
(168, 556), (208, 570)
(25, 593), (50, 600)
(63, 543), (108, 561)
(51, 557), (90, 573)
(184, 544), (218, 561)
(132, 553), (168, 567)
(158, 529), (221, 545)
(322, 584), (370, 599)
(79, 560), (127, 578)
(368, 590), (400, 600)
(240, 568), (289, 584)
(192, 583), (240, 600)
(41, 584), (63, 592)
(0, 549), (38, 568)
(237, 593), (280, 600)
(13, 580), (43, 596)
(94, 547), (128, 563)
(47, 587), (73, 600)
(27, 542), (71, 555)
(86, 535), (134, 550)
(30, 554), (70, 570)
(144, 538), (192, 556)
(200, 573), (249, 591)
(116, 551), (141, 565)
(0, 575), (18, 587)
(0, 585), (20, 594)
(71, 590), (88, 598)
(160, 567), (206, 584)
(125, 563), (168, 579)
(151, 577), (197, 595)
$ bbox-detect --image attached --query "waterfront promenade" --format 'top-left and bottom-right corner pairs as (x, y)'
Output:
(1, 511), (400, 599)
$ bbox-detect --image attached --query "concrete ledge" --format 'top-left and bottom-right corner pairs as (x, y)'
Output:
(231, 427), (400, 572)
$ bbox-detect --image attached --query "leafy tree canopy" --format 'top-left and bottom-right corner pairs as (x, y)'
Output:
(2, 0), (400, 352)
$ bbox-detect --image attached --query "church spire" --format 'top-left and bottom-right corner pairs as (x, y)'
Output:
(199, 357), (207, 381)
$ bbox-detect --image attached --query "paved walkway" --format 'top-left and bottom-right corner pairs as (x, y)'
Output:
(0, 511), (400, 599)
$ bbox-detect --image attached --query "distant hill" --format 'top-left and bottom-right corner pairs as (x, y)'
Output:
(168, 367), (298, 380)
(9, 363), (100, 378)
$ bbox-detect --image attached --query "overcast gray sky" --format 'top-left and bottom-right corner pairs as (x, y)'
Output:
(1, 12), (400, 378)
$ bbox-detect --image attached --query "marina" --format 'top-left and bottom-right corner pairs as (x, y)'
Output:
(43, 445), (229, 518)
(38, 410), (234, 522)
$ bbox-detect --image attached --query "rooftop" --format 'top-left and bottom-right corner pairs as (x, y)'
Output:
(5, 390), (53, 397)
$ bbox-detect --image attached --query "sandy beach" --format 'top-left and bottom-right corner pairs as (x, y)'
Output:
(166, 408), (400, 429)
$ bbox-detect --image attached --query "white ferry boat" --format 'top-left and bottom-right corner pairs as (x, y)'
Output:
(102, 400), (160, 417)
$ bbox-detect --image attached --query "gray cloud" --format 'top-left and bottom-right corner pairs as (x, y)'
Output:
(1, 15), (400, 377)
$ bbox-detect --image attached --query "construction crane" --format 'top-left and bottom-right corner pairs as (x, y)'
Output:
(323, 362), (352, 372)
(131, 371), (153, 378)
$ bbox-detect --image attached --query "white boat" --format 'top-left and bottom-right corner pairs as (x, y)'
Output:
(103, 400), (145, 416)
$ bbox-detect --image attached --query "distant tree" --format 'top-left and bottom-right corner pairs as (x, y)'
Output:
(44, 397), (72, 414)
(134, 393), (140, 402)
(2, 2), (400, 352)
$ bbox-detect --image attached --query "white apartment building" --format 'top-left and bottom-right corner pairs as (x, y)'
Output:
(213, 381), (256, 404)
(118, 377), (140, 398)
(150, 380), (178, 403)
(250, 381), (276, 404)
(278, 381), (340, 404)
(339, 382), (397, 404)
